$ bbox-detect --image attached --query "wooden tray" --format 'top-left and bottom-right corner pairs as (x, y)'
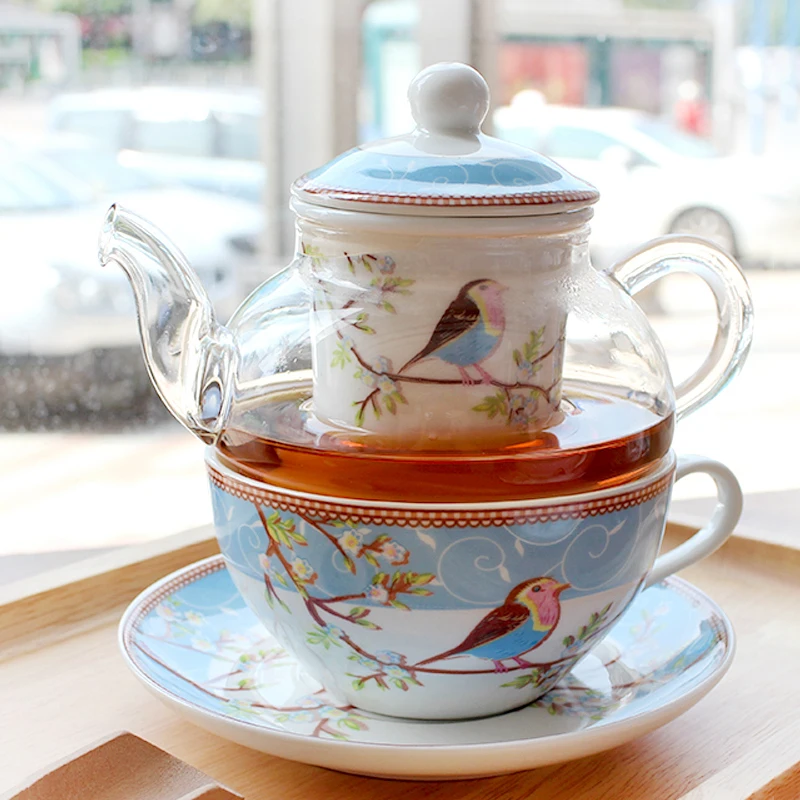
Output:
(2, 523), (799, 799)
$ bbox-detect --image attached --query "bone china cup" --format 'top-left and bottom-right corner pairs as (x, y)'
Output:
(207, 450), (741, 720)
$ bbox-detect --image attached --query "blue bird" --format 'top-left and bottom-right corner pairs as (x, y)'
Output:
(415, 577), (570, 672)
(400, 279), (507, 385)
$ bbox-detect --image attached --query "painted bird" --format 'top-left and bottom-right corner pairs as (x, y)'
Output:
(400, 278), (507, 385)
(415, 577), (570, 673)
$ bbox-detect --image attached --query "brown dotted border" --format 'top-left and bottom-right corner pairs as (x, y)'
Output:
(206, 467), (674, 528)
(294, 182), (599, 207)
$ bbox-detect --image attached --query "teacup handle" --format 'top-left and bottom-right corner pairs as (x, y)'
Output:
(610, 235), (754, 421)
(645, 455), (742, 588)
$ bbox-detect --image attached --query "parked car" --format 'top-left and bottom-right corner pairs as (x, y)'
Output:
(48, 87), (264, 203)
(494, 99), (800, 268)
(0, 137), (262, 420)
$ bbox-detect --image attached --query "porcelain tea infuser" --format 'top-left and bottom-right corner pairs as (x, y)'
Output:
(103, 62), (751, 720)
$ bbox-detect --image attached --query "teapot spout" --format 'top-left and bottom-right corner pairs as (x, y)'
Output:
(99, 204), (239, 443)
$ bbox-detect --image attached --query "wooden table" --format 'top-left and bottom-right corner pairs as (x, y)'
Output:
(2, 521), (799, 799)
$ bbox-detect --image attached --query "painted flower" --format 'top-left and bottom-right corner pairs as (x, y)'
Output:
(155, 603), (179, 621)
(298, 695), (326, 709)
(376, 375), (397, 395)
(509, 392), (539, 426)
(184, 610), (205, 626)
(377, 255), (396, 274)
(191, 637), (215, 653)
(358, 369), (378, 388)
(325, 625), (344, 641)
(339, 529), (365, 556)
(321, 706), (350, 720)
(290, 557), (317, 584)
(287, 710), (317, 723)
(518, 358), (537, 380)
(258, 553), (270, 572)
(353, 654), (381, 671)
(365, 583), (389, 604)
(375, 650), (404, 665)
(385, 664), (413, 680)
(380, 540), (409, 565)
(373, 355), (393, 375)
(340, 334), (355, 351)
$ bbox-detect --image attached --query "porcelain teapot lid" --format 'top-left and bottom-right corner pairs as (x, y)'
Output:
(292, 62), (599, 217)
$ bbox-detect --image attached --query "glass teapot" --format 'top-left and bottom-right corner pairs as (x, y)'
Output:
(98, 63), (752, 499)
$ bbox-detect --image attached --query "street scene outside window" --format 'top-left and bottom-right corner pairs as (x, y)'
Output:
(0, 0), (798, 581)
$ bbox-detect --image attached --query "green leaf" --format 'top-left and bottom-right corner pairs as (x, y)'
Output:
(391, 678), (409, 691)
(383, 393), (397, 414)
(339, 717), (363, 730)
(355, 618), (380, 629)
(358, 324), (375, 335)
(353, 403), (365, 428)
(408, 587), (434, 596)
(513, 349), (522, 367)
(330, 342), (352, 369)
(326, 730), (349, 740)
(472, 390), (508, 420)
(410, 572), (435, 586)
(348, 606), (368, 619)
(351, 678), (366, 691)
(273, 571), (289, 588)
(381, 301), (396, 314)
(364, 552), (379, 568)
(372, 572), (388, 586)
(501, 674), (534, 689)
(389, 599), (410, 611)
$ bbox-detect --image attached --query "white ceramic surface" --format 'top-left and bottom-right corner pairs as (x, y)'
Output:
(120, 555), (734, 780)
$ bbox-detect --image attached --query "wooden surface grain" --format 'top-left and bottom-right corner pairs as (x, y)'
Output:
(1, 524), (798, 799)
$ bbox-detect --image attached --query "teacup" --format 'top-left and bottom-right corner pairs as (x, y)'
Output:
(208, 449), (741, 720)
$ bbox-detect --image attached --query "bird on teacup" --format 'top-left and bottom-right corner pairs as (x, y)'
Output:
(415, 576), (570, 673)
(399, 278), (507, 385)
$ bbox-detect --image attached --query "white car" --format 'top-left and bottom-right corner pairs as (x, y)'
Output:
(494, 101), (800, 268)
(0, 140), (262, 413)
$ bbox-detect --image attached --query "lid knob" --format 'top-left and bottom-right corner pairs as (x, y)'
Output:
(408, 62), (490, 136)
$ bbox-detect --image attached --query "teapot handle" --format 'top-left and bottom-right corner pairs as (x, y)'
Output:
(609, 234), (754, 422)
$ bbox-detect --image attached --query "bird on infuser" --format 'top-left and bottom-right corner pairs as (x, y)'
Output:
(399, 278), (508, 385)
(415, 576), (570, 673)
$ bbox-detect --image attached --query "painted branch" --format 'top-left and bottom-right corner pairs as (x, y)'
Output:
(298, 515), (357, 573)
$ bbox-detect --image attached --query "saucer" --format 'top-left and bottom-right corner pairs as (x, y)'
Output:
(119, 555), (734, 780)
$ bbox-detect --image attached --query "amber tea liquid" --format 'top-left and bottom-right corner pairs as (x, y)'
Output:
(216, 380), (673, 503)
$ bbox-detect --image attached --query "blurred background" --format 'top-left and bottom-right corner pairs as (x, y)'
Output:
(1, 0), (798, 578)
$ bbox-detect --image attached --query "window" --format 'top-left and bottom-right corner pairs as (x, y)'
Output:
(0, 0), (795, 584)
